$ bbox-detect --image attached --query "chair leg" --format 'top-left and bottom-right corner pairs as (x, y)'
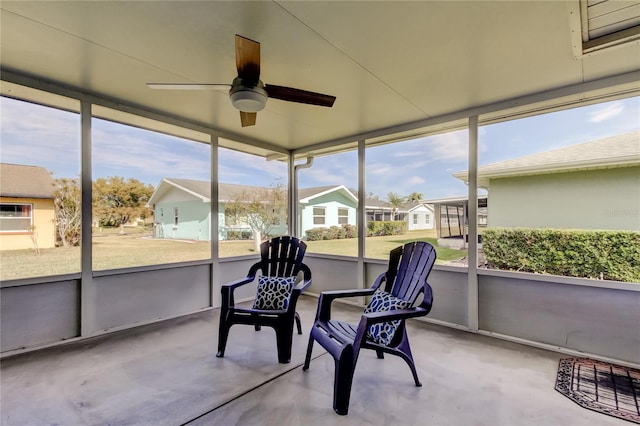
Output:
(303, 334), (315, 370)
(396, 335), (422, 387)
(333, 345), (356, 415)
(375, 349), (384, 359)
(275, 321), (294, 364)
(216, 318), (230, 358)
(295, 312), (302, 335)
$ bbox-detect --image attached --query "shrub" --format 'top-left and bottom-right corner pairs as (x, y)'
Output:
(342, 224), (357, 238)
(482, 227), (640, 283)
(305, 225), (357, 241)
(226, 230), (252, 240)
(367, 221), (407, 237)
(305, 228), (325, 241)
(328, 226), (346, 239)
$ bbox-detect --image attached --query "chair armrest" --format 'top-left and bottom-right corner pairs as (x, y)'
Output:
(293, 263), (312, 293)
(220, 276), (254, 292)
(220, 260), (261, 293)
(219, 263), (259, 308)
(316, 287), (377, 322)
(361, 306), (429, 324)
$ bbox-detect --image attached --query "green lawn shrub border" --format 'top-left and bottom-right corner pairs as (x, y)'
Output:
(305, 225), (358, 241)
(226, 230), (253, 240)
(367, 221), (407, 237)
(482, 227), (640, 283)
(306, 221), (408, 241)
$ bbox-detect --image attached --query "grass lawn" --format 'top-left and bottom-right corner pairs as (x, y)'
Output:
(1, 229), (466, 281)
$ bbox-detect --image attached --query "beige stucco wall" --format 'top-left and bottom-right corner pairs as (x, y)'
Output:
(487, 165), (640, 231)
(0, 197), (56, 251)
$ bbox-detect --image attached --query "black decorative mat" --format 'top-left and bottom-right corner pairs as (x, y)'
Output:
(555, 357), (640, 424)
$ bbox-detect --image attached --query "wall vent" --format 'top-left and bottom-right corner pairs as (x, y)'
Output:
(569, 0), (640, 56)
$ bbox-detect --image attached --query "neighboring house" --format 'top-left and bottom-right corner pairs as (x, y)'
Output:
(404, 202), (435, 231)
(148, 178), (440, 241)
(452, 132), (640, 231)
(147, 179), (358, 241)
(364, 198), (435, 230)
(298, 185), (358, 236)
(0, 163), (56, 251)
(147, 178), (214, 241)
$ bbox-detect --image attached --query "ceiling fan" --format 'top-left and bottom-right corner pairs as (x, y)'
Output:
(147, 34), (336, 127)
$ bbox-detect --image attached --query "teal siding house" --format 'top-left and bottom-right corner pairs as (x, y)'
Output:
(148, 179), (359, 241)
(148, 179), (212, 241)
(453, 132), (640, 231)
(298, 185), (358, 236)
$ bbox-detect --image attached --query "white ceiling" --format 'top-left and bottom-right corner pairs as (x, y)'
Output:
(1, 1), (639, 154)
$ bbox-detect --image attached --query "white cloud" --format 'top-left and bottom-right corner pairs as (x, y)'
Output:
(407, 176), (425, 185)
(1, 98), (81, 176)
(388, 131), (468, 164)
(366, 162), (393, 175)
(588, 102), (624, 123)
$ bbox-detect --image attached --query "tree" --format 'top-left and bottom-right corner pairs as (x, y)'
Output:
(93, 176), (154, 234)
(406, 192), (423, 203)
(386, 192), (406, 220)
(53, 177), (82, 247)
(225, 183), (288, 243)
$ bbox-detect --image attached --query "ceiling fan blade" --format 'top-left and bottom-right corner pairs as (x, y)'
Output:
(264, 84), (336, 107)
(240, 111), (257, 127)
(147, 83), (230, 90)
(235, 34), (260, 85)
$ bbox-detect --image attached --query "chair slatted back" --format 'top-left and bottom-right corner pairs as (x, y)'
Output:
(383, 241), (436, 304)
(260, 236), (307, 277)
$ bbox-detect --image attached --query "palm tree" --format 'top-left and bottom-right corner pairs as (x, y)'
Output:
(406, 191), (423, 203)
(386, 192), (405, 221)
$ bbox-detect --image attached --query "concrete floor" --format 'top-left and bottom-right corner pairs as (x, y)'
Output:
(0, 296), (629, 426)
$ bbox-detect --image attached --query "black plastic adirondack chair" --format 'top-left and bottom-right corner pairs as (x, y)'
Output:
(303, 241), (436, 415)
(216, 236), (312, 364)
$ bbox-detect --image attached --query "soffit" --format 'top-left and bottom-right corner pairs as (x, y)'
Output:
(1, 1), (639, 153)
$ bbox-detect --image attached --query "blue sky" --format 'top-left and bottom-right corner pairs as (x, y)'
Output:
(1, 95), (638, 200)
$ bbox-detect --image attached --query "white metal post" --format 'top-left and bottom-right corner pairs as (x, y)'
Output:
(468, 116), (479, 330)
(80, 100), (95, 336)
(358, 140), (366, 292)
(210, 134), (220, 308)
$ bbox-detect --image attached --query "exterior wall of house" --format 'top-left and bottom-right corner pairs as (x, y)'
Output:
(0, 197), (56, 251)
(219, 204), (287, 240)
(299, 192), (357, 236)
(487, 166), (640, 230)
(407, 205), (434, 231)
(154, 200), (210, 240)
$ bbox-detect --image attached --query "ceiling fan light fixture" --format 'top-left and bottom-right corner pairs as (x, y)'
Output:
(229, 79), (267, 112)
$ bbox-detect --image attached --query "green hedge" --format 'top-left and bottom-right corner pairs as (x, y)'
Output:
(367, 221), (407, 237)
(226, 230), (253, 240)
(482, 227), (640, 283)
(305, 225), (358, 241)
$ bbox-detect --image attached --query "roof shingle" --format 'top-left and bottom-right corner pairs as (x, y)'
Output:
(0, 163), (55, 199)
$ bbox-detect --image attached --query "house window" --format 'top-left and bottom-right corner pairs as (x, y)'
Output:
(0, 204), (32, 232)
(313, 207), (326, 225)
(173, 207), (179, 226)
(413, 213), (418, 225)
(338, 208), (348, 225)
(425, 214), (430, 225)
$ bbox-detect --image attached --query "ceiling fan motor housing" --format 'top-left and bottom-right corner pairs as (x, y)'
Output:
(229, 77), (268, 112)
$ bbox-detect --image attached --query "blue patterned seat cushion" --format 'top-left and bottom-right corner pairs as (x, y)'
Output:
(363, 289), (411, 345)
(252, 276), (296, 310)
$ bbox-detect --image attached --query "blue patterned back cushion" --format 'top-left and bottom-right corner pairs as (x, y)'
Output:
(363, 289), (411, 345)
(252, 276), (296, 310)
